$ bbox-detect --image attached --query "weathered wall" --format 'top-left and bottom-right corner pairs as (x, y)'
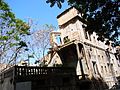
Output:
(0, 77), (14, 90)
(16, 82), (31, 90)
(57, 7), (79, 26)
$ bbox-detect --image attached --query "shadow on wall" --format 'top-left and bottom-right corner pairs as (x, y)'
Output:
(117, 76), (120, 84)
(76, 76), (109, 90)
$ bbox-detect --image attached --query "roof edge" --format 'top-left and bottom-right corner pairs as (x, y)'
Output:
(57, 6), (77, 19)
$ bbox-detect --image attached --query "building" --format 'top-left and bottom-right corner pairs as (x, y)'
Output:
(0, 64), (7, 72)
(0, 66), (76, 90)
(47, 7), (120, 89)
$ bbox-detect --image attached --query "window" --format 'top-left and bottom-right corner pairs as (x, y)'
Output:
(88, 51), (91, 59)
(111, 64), (113, 72)
(107, 63), (113, 73)
(98, 55), (101, 62)
(63, 36), (70, 43)
(83, 29), (88, 39)
(101, 66), (104, 73)
(93, 36), (96, 42)
(102, 56), (104, 62)
(83, 29), (91, 41)
(88, 32), (91, 41)
(105, 48), (110, 59)
(90, 47), (92, 51)
(92, 62), (98, 74)
(56, 35), (62, 45)
(105, 66), (107, 73)
(107, 63), (110, 73)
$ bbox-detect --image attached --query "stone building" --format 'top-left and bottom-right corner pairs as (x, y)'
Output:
(0, 64), (7, 72)
(0, 66), (76, 90)
(47, 7), (120, 89)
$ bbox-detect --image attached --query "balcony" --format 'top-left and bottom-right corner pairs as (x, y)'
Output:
(0, 66), (76, 82)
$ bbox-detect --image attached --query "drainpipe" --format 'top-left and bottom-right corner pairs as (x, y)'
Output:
(76, 43), (85, 79)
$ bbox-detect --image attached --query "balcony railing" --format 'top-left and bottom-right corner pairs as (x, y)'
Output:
(0, 66), (75, 80)
(15, 66), (75, 77)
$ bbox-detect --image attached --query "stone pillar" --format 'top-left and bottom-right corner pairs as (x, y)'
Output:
(76, 43), (85, 79)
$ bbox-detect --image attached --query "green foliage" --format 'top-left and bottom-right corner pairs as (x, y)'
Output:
(9, 43), (18, 48)
(46, 0), (120, 46)
(19, 41), (27, 48)
(28, 54), (34, 58)
(0, 0), (30, 65)
(13, 34), (20, 41)
(0, 36), (9, 40)
(46, 0), (64, 8)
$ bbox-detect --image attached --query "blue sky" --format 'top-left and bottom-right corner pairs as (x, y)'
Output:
(5, 0), (69, 28)
(5, 0), (69, 64)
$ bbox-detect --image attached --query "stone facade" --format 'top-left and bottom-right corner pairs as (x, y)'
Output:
(0, 66), (76, 90)
(48, 7), (120, 89)
(0, 64), (6, 72)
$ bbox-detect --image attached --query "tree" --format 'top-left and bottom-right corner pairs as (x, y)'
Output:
(26, 24), (54, 66)
(0, 0), (30, 70)
(46, 0), (120, 46)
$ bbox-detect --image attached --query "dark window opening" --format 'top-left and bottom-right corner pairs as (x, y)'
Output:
(101, 66), (103, 73)
(92, 62), (98, 74)
(88, 32), (91, 41)
(63, 36), (70, 43)
(84, 29), (88, 39)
